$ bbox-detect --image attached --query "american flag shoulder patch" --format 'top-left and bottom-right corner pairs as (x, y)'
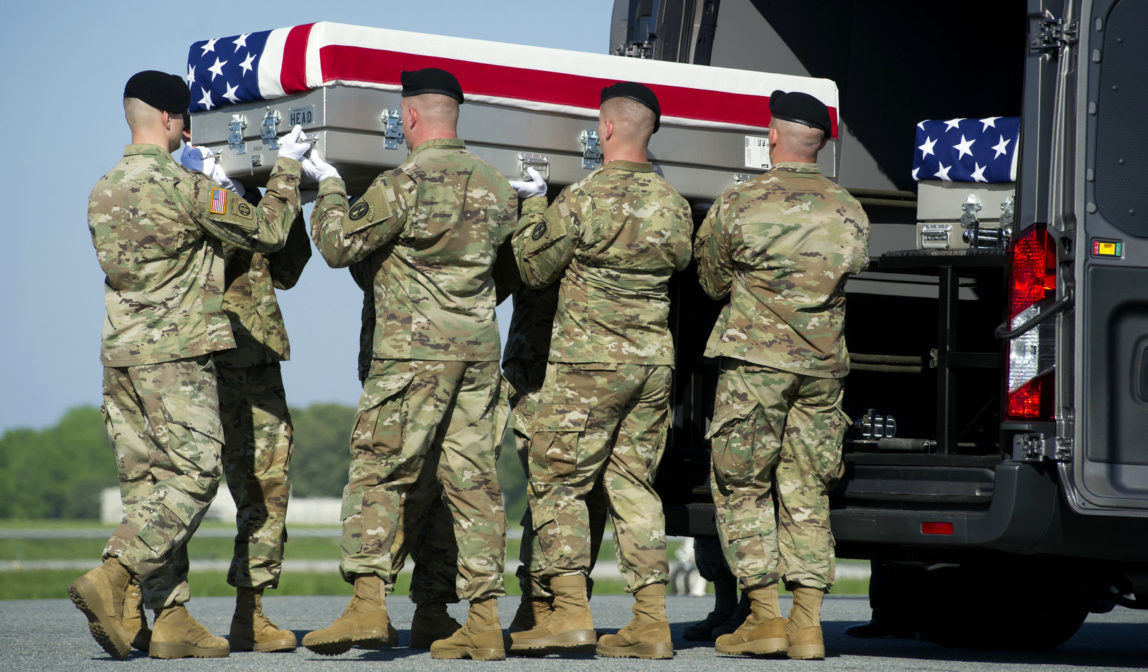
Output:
(210, 187), (227, 214)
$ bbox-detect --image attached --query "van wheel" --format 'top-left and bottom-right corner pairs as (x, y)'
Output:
(913, 561), (1089, 651)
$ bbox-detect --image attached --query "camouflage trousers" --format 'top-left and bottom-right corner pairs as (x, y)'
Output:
(390, 449), (460, 605)
(216, 361), (292, 591)
(504, 358), (608, 599)
(528, 362), (671, 593)
(708, 358), (848, 591)
(100, 356), (224, 609)
(340, 359), (506, 601)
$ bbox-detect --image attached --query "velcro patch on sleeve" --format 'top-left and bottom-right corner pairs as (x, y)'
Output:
(343, 180), (395, 236)
(203, 186), (257, 232)
(210, 187), (227, 214)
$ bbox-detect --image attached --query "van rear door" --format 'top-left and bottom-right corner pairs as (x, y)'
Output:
(1072, 0), (1148, 516)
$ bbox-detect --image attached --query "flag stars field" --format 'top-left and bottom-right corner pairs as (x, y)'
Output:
(913, 116), (1020, 184)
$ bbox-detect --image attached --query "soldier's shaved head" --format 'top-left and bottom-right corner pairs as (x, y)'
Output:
(406, 93), (460, 128)
(769, 117), (827, 163)
(600, 97), (656, 147)
(124, 98), (162, 131)
(124, 97), (184, 153)
(400, 93), (460, 148)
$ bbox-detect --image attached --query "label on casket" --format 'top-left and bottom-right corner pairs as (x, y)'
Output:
(744, 136), (771, 170)
(288, 106), (315, 127)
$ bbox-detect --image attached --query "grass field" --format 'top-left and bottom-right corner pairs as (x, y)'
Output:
(0, 521), (868, 600)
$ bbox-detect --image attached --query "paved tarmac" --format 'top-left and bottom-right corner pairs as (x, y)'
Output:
(2, 594), (1146, 671)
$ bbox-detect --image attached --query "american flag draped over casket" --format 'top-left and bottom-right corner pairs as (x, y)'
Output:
(912, 117), (1020, 184)
(185, 21), (839, 136)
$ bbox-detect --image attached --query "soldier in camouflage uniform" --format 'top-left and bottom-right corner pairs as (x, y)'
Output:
(507, 82), (692, 660)
(178, 131), (311, 653)
(693, 91), (870, 660)
(347, 253), (463, 650)
(301, 68), (514, 661)
(492, 268), (611, 633)
(69, 70), (305, 661)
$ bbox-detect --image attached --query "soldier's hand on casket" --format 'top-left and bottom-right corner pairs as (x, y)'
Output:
(301, 151), (341, 183)
(180, 145), (215, 176)
(208, 161), (246, 198)
(509, 167), (548, 198)
(278, 125), (313, 162)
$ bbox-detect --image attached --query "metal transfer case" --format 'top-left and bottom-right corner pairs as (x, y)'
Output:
(185, 22), (841, 201)
(915, 180), (1017, 251)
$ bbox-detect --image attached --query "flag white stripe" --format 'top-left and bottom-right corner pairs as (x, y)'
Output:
(257, 28), (291, 100)
(305, 21), (838, 108)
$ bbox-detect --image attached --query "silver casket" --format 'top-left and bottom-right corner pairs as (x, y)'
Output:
(186, 22), (840, 201)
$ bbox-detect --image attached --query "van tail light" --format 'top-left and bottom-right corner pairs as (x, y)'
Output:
(1005, 224), (1056, 421)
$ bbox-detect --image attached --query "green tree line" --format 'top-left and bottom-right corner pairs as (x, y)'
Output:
(0, 404), (526, 522)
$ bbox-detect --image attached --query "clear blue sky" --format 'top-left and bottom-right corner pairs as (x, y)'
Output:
(0, 1), (615, 433)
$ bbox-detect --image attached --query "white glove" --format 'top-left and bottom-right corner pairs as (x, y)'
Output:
(180, 145), (215, 175)
(181, 146), (246, 197)
(278, 124), (312, 162)
(509, 167), (547, 198)
(302, 151), (341, 183)
(209, 161), (246, 198)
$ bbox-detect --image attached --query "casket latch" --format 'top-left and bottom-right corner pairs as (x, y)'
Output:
(381, 109), (404, 150)
(261, 109), (282, 150)
(228, 115), (248, 155)
(579, 130), (602, 170)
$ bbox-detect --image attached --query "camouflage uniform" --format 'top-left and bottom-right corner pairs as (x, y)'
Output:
(311, 137), (515, 601)
(92, 144), (300, 608)
(498, 281), (610, 598)
(348, 254), (459, 604)
(215, 206), (311, 591)
(694, 162), (869, 591)
(512, 160), (692, 593)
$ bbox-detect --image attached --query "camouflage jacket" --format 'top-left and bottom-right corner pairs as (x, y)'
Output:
(311, 137), (516, 362)
(512, 160), (692, 365)
(89, 144), (301, 367)
(215, 210), (312, 368)
(694, 162), (870, 378)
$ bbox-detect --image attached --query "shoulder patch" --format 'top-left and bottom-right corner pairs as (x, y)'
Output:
(210, 187), (227, 214)
(203, 186), (256, 232)
(343, 179), (396, 237)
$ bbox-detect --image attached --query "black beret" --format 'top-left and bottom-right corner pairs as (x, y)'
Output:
(601, 81), (661, 133)
(769, 90), (831, 136)
(401, 68), (464, 104)
(123, 70), (190, 114)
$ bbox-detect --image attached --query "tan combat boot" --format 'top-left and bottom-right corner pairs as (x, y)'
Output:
(786, 586), (826, 660)
(122, 582), (151, 652)
(715, 583), (788, 656)
(430, 598), (505, 660)
(68, 557), (133, 660)
(301, 575), (397, 655)
(509, 574), (596, 654)
(409, 600), (462, 649)
(149, 604), (229, 658)
(596, 582), (673, 659)
(230, 587), (297, 652)
(507, 595), (552, 634)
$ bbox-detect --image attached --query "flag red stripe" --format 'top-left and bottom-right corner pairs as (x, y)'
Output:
(281, 23), (315, 94)
(318, 45), (837, 136)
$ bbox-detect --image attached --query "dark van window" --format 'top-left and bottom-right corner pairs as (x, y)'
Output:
(1094, 0), (1148, 236)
